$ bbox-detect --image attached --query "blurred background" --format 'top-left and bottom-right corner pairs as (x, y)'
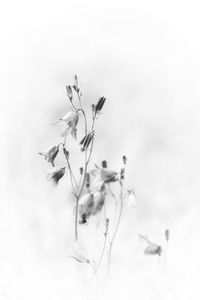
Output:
(1, 0), (200, 299)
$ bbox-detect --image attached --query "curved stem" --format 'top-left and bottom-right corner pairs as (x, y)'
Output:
(95, 224), (109, 274)
(74, 109), (97, 240)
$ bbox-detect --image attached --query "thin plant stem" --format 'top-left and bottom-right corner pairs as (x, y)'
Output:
(107, 181), (124, 275)
(95, 223), (109, 274)
(74, 103), (97, 240)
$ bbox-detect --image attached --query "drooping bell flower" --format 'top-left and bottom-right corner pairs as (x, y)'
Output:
(69, 241), (90, 264)
(91, 168), (118, 189)
(139, 234), (162, 256)
(39, 145), (59, 166)
(91, 191), (105, 215)
(79, 193), (94, 224)
(46, 166), (65, 185)
(52, 111), (79, 139)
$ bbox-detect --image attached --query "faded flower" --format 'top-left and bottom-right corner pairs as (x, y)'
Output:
(39, 145), (59, 166)
(46, 166), (65, 185)
(91, 167), (118, 187)
(139, 234), (162, 256)
(91, 191), (105, 215)
(79, 191), (105, 224)
(53, 111), (79, 139)
(79, 193), (94, 224)
(69, 241), (90, 264)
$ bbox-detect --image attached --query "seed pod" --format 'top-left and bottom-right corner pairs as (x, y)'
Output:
(79, 167), (84, 175)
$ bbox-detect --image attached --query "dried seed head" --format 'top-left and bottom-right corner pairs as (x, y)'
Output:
(165, 229), (170, 241)
(102, 160), (107, 168)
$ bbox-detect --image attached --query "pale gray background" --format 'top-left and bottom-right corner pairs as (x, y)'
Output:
(1, 0), (200, 299)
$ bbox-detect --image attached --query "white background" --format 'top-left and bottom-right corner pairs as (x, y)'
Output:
(1, 0), (200, 299)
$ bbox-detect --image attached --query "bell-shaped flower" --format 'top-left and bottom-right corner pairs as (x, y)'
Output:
(139, 234), (162, 256)
(46, 166), (65, 185)
(91, 191), (105, 215)
(91, 168), (118, 190)
(79, 193), (94, 224)
(52, 111), (79, 139)
(39, 145), (59, 166)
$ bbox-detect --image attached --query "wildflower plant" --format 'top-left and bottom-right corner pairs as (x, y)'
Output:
(39, 75), (137, 275)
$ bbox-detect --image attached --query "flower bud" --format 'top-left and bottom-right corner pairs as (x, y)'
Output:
(120, 167), (125, 180)
(95, 96), (106, 113)
(85, 172), (90, 188)
(165, 229), (170, 242)
(73, 74), (79, 92)
(122, 155), (127, 165)
(80, 131), (94, 152)
(66, 85), (73, 101)
(63, 148), (69, 160)
(102, 160), (107, 168)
